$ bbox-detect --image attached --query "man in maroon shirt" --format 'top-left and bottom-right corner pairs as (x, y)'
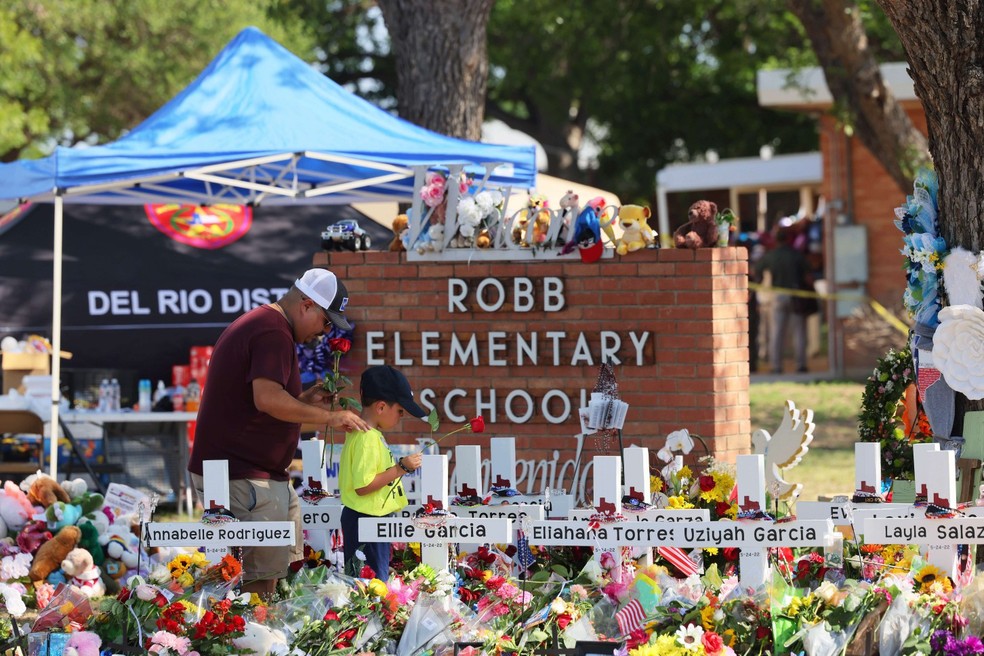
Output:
(188, 268), (369, 595)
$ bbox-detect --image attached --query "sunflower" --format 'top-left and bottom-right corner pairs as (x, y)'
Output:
(914, 564), (953, 594)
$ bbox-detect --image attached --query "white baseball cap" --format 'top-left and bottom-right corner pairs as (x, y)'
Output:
(294, 269), (351, 330)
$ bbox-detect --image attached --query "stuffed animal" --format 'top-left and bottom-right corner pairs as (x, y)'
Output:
(61, 547), (105, 598)
(415, 223), (444, 254)
(557, 190), (579, 244)
(389, 214), (408, 252)
(616, 205), (656, 255)
(532, 205), (551, 247)
(475, 229), (492, 248)
(0, 481), (33, 538)
(45, 502), (83, 530)
(24, 473), (70, 508)
(76, 521), (104, 567)
(29, 524), (81, 582)
(64, 630), (102, 656)
(673, 200), (719, 249)
(17, 520), (51, 555)
(99, 518), (145, 584)
(60, 478), (88, 500)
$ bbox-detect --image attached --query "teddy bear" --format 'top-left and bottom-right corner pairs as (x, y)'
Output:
(29, 524), (80, 582)
(415, 223), (445, 254)
(61, 547), (105, 598)
(510, 211), (530, 246)
(99, 517), (147, 584)
(475, 229), (492, 248)
(64, 630), (102, 656)
(23, 472), (70, 508)
(389, 214), (408, 252)
(673, 199), (719, 249)
(532, 205), (552, 247)
(616, 205), (656, 255)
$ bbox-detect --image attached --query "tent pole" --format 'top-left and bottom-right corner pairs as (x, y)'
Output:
(49, 193), (63, 480)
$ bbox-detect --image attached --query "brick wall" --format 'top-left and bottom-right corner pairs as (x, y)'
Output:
(313, 247), (751, 473)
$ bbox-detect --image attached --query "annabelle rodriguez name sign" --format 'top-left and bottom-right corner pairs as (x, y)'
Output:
(526, 519), (833, 548)
(143, 521), (296, 547)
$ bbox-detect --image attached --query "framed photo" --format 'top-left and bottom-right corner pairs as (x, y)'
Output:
(575, 642), (618, 656)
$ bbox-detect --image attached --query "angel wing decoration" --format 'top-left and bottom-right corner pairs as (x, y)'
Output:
(751, 400), (815, 499)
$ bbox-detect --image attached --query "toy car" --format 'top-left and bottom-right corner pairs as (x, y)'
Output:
(321, 219), (371, 251)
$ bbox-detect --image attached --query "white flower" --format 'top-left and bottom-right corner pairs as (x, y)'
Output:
(550, 597), (567, 614)
(933, 304), (984, 399)
(675, 623), (704, 647)
(815, 580), (839, 604)
(135, 583), (159, 601)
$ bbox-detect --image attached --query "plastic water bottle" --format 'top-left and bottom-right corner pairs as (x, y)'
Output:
(98, 379), (110, 412)
(153, 380), (167, 405)
(138, 379), (152, 413)
(185, 380), (201, 412)
(110, 378), (121, 411)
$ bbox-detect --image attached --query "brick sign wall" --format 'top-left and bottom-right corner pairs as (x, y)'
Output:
(313, 247), (750, 483)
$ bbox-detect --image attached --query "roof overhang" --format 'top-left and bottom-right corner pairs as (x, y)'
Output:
(757, 62), (917, 109)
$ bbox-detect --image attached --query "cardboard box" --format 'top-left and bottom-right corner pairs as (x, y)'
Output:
(2, 352), (50, 394)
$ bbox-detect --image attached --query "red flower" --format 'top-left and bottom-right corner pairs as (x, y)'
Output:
(328, 337), (352, 354)
(715, 502), (731, 517)
(556, 613), (572, 629)
(360, 564), (376, 579)
(626, 628), (648, 649)
(469, 416), (485, 433)
(702, 631), (725, 655)
(756, 625), (770, 639)
(116, 588), (131, 602)
(699, 475), (716, 492)
(723, 547), (740, 561)
(254, 606), (268, 622)
(324, 610), (340, 622)
(338, 628), (358, 641)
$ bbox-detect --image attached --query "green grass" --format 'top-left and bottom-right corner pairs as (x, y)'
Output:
(749, 380), (865, 502)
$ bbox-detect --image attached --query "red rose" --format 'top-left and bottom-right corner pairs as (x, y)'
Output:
(702, 631), (725, 655)
(699, 475), (716, 492)
(328, 337), (352, 354)
(556, 613), (572, 629)
(756, 625), (770, 639)
(469, 416), (485, 433)
(360, 564), (376, 579)
(116, 588), (131, 602)
(723, 547), (740, 561)
(324, 610), (340, 622)
(338, 628), (358, 641)
(715, 502), (731, 517)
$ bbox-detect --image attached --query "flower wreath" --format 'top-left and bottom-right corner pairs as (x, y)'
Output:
(857, 345), (933, 480)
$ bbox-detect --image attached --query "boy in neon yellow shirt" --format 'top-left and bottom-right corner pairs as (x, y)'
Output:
(339, 365), (427, 580)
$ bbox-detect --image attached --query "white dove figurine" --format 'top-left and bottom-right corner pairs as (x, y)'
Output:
(751, 400), (815, 499)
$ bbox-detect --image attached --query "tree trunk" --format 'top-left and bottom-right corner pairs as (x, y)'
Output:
(876, 0), (984, 252)
(376, 0), (494, 140)
(789, 0), (930, 193)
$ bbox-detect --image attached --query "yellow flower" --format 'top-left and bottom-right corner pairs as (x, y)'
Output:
(667, 495), (695, 509)
(722, 629), (737, 647)
(700, 605), (716, 630)
(915, 564), (952, 594)
(704, 547), (718, 556)
(368, 578), (388, 597)
(650, 475), (664, 493)
(677, 465), (693, 481)
(249, 593), (262, 606)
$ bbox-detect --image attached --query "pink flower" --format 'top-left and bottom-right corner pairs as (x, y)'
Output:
(149, 630), (192, 655)
(34, 582), (54, 610)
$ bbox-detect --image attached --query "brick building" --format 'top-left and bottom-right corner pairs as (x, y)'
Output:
(758, 63), (923, 375)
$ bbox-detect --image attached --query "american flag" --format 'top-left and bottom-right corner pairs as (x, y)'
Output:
(615, 598), (646, 635)
(657, 546), (700, 577)
(516, 529), (536, 571)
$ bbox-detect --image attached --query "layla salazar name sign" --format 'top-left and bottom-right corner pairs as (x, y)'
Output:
(527, 520), (833, 548)
(143, 522), (296, 547)
(359, 517), (512, 543)
(863, 516), (984, 543)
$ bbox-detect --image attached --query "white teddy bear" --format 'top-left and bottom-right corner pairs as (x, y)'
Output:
(61, 547), (105, 598)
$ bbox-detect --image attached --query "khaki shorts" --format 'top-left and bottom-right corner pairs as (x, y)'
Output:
(191, 474), (303, 581)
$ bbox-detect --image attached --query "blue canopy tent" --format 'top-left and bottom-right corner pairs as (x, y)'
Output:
(0, 26), (536, 477)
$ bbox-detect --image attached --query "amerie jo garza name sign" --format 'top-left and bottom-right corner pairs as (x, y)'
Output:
(365, 277), (653, 426)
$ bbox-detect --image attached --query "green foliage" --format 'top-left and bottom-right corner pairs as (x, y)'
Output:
(0, 0), (316, 161)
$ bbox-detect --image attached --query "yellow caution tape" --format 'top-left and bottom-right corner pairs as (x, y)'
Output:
(748, 283), (910, 336)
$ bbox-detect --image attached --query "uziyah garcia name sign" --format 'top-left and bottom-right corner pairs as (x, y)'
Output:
(359, 517), (512, 544)
(527, 520), (832, 548)
(365, 277), (653, 425)
(143, 522), (295, 548)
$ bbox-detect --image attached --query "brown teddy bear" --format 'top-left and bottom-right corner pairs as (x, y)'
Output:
(30, 524), (81, 582)
(27, 474), (70, 508)
(673, 200), (719, 249)
(389, 214), (408, 252)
